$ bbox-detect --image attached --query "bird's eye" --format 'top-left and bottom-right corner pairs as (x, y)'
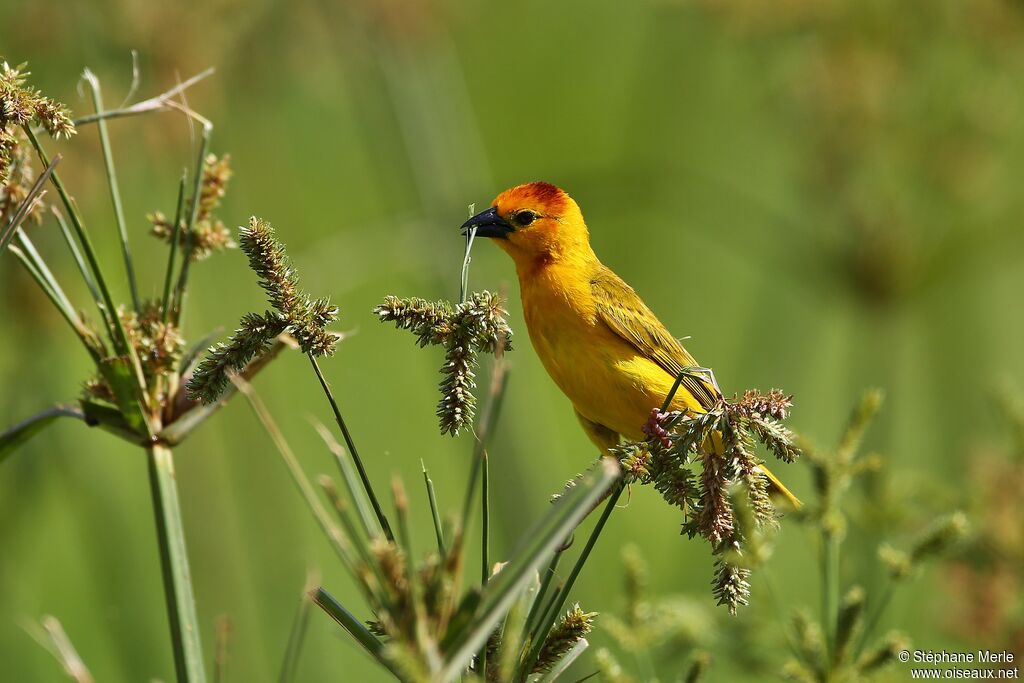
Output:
(513, 210), (538, 227)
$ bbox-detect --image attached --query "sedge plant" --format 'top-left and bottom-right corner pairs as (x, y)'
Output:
(0, 62), (294, 683)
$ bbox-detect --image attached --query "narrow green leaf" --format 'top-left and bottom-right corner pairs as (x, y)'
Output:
(99, 357), (149, 436)
(6, 243), (100, 361)
(1, 405), (82, 464)
(162, 172), (187, 324)
(313, 420), (382, 540)
(279, 572), (319, 683)
(79, 397), (140, 443)
(172, 124), (212, 324)
(22, 126), (142, 379)
(310, 587), (396, 675)
(422, 460), (445, 553)
(51, 207), (103, 316)
(82, 69), (140, 310)
(26, 615), (94, 683)
(1, 154), (60, 251)
(439, 458), (620, 680)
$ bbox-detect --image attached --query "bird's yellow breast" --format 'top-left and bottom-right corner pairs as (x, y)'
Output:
(518, 261), (689, 441)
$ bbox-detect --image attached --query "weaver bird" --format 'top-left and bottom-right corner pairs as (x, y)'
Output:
(462, 181), (799, 506)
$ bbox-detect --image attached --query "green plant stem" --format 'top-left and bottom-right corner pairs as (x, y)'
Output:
(7, 244), (99, 360)
(520, 548), (564, 645)
(278, 574), (317, 683)
(213, 617), (231, 683)
(71, 68), (215, 127)
(313, 421), (381, 540)
(422, 461), (445, 553)
(460, 357), (509, 528)
(854, 578), (894, 658)
(51, 208), (102, 311)
(22, 126), (147, 399)
(523, 482), (624, 674)
(310, 587), (396, 676)
(822, 528), (840, 658)
(162, 173), (188, 323)
(172, 124), (211, 325)
(1, 154), (59, 251)
(478, 450), (490, 677)
(15, 229), (77, 321)
(84, 70), (140, 310)
(233, 376), (365, 577)
(460, 224), (477, 304)
(482, 452), (490, 587)
(146, 443), (205, 683)
(307, 354), (394, 541)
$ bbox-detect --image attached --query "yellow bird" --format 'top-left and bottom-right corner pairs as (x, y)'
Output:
(462, 181), (799, 506)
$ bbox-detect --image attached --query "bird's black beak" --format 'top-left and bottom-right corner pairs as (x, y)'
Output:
(461, 206), (513, 239)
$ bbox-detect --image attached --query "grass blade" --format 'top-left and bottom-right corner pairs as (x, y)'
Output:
(22, 126), (150, 406)
(278, 571), (319, 683)
(1, 405), (83, 464)
(310, 587), (397, 676)
(82, 69), (140, 310)
(232, 376), (368, 592)
(524, 483), (625, 674)
(422, 460), (445, 553)
(307, 354), (394, 541)
(172, 124), (212, 324)
(439, 458), (620, 680)
(146, 443), (206, 683)
(520, 548), (564, 646)
(162, 172), (187, 322)
(478, 448), (490, 675)
(213, 616), (232, 683)
(14, 229), (77, 325)
(313, 420), (381, 540)
(7, 242), (100, 361)
(99, 357), (149, 436)
(26, 615), (94, 683)
(0, 154), (59, 251)
(460, 353), (509, 529)
(51, 207), (102, 311)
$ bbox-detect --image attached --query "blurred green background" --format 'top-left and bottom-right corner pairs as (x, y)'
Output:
(3, 0), (1023, 680)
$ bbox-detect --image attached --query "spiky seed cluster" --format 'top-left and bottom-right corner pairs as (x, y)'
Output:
(0, 62), (75, 143)
(375, 291), (513, 436)
(711, 560), (750, 616)
(731, 389), (792, 420)
(121, 302), (186, 379)
(1, 62), (75, 225)
(238, 217), (338, 356)
(83, 302), (185, 401)
(187, 218), (338, 404)
(150, 154), (234, 260)
(532, 604), (596, 674)
(613, 389), (801, 614)
(880, 511), (968, 580)
(187, 311), (288, 403)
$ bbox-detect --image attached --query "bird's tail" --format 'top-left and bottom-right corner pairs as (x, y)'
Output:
(757, 462), (802, 510)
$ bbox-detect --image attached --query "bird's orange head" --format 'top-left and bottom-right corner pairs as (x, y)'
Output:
(461, 182), (593, 270)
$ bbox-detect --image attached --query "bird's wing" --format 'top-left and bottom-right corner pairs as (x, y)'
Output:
(591, 267), (720, 410)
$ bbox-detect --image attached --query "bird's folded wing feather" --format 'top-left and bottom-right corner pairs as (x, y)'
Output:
(591, 267), (720, 410)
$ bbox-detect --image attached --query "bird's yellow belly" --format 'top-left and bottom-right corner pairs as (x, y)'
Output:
(525, 300), (684, 441)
